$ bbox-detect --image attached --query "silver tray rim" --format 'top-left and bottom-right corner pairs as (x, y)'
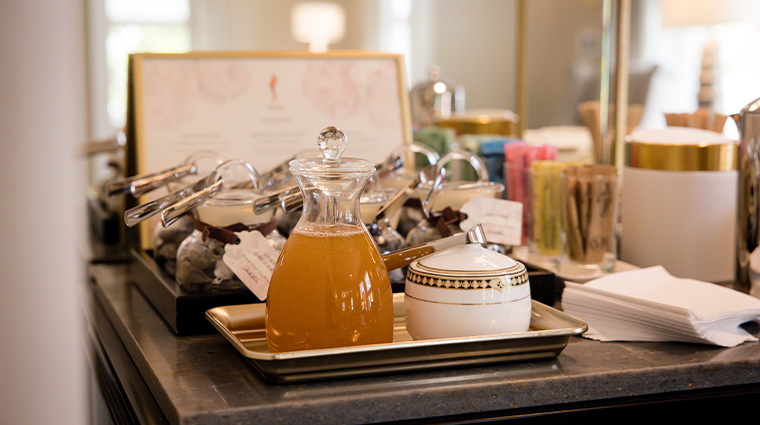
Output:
(207, 293), (587, 368)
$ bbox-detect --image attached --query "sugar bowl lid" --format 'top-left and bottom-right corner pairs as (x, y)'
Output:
(414, 243), (524, 277)
(406, 226), (529, 292)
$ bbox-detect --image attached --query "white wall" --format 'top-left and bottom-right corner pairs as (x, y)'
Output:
(0, 1), (88, 424)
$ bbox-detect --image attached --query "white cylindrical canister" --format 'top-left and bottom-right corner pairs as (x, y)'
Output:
(621, 127), (738, 283)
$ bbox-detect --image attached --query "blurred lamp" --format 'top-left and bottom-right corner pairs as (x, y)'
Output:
(291, 2), (346, 53)
(661, 0), (753, 27)
(661, 0), (759, 110)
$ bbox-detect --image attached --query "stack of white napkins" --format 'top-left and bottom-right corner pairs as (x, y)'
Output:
(562, 266), (760, 347)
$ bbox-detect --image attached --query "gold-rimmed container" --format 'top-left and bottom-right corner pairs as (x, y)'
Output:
(625, 137), (738, 171)
(437, 109), (519, 137)
(404, 242), (531, 340)
(620, 127), (739, 283)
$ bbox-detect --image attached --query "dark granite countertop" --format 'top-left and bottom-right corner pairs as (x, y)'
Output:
(88, 262), (760, 425)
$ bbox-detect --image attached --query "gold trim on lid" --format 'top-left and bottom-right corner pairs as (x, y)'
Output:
(625, 141), (738, 171)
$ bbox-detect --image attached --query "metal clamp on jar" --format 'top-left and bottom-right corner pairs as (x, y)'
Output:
(111, 151), (225, 275)
(376, 142), (440, 237)
(160, 159), (286, 293)
(405, 149), (504, 247)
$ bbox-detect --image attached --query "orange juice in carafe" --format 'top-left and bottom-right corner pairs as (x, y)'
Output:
(265, 126), (394, 352)
(266, 222), (393, 352)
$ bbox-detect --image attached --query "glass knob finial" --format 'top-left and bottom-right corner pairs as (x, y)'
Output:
(317, 126), (346, 164)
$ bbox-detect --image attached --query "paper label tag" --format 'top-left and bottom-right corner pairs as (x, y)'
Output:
(459, 196), (523, 246)
(222, 231), (279, 301)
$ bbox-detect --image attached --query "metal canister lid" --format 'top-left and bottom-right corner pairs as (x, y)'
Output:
(626, 127), (738, 171)
(437, 109), (518, 136)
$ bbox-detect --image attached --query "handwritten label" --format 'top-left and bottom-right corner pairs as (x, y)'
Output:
(222, 231), (279, 301)
(459, 196), (523, 246)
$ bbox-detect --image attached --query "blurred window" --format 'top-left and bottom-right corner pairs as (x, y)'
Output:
(103, 0), (191, 129)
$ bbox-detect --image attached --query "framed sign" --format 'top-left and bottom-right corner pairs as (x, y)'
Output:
(127, 50), (411, 176)
(125, 51), (412, 247)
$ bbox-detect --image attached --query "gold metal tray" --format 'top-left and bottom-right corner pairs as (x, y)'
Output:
(206, 293), (587, 384)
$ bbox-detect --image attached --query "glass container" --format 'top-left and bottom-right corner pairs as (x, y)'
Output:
(379, 142), (440, 191)
(266, 126), (394, 352)
(360, 187), (404, 252)
(405, 149), (503, 247)
(559, 164), (618, 276)
(174, 159), (285, 293)
(360, 185), (406, 285)
(380, 142), (440, 237)
(409, 64), (465, 130)
(151, 151), (225, 275)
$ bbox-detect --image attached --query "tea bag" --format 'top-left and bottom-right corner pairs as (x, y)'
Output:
(561, 169), (585, 261)
(562, 164), (617, 263)
(530, 160), (574, 256)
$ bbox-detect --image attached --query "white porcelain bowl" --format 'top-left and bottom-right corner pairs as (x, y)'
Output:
(404, 243), (531, 340)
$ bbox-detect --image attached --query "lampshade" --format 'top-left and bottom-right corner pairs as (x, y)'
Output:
(291, 2), (346, 53)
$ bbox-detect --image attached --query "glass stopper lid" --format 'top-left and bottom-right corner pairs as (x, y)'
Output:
(290, 126), (376, 178)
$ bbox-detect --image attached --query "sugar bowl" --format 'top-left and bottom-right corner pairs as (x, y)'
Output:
(404, 227), (532, 339)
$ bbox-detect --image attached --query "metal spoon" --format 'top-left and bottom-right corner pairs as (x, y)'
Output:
(381, 224), (486, 271)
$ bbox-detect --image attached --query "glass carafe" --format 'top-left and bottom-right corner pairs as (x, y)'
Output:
(266, 127), (394, 352)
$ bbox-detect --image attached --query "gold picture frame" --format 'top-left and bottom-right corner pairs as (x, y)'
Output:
(125, 50), (412, 248)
